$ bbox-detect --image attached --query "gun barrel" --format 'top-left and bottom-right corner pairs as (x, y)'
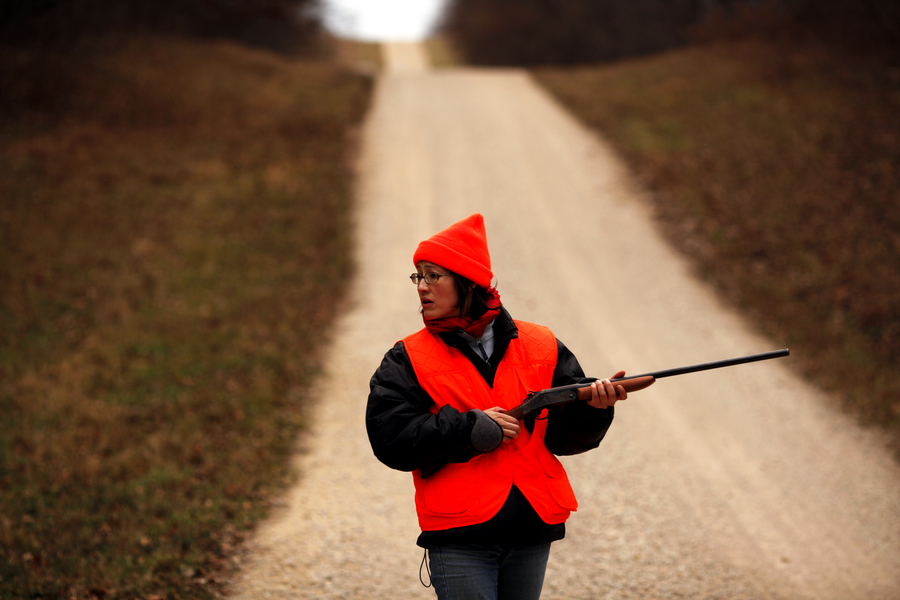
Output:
(611, 348), (789, 383)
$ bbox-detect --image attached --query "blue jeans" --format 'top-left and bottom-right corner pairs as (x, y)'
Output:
(428, 543), (552, 600)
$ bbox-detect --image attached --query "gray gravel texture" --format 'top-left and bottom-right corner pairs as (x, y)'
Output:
(227, 43), (900, 600)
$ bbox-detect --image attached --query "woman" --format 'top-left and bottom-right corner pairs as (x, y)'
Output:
(366, 213), (627, 600)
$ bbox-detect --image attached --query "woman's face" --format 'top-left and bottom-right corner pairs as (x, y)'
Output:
(416, 261), (459, 320)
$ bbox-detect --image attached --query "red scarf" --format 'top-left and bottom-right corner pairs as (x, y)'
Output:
(423, 286), (502, 338)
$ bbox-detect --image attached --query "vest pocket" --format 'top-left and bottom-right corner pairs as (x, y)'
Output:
(421, 465), (479, 515)
(538, 450), (565, 478)
(538, 451), (578, 510)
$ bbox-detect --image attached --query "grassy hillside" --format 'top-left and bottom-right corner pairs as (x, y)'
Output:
(0, 37), (373, 598)
(534, 40), (900, 452)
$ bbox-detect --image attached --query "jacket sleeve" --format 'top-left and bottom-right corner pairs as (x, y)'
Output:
(366, 342), (479, 472)
(543, 339), (615, 456)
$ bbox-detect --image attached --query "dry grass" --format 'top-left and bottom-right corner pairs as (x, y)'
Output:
(0, 37), (372, 598)
(425, 36), (463, 68)
(332, 37), (383, 73)
(534, 39), (900, 453)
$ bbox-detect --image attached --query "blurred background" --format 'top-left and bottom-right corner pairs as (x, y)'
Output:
(4, 0), (895, 55)
(438, 0), (899, 64)
(323, 0), (447, 41)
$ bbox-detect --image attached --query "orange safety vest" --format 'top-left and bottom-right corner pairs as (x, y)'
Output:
(403, 320), (578, 532)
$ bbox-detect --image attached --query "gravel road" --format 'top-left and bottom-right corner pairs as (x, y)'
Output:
(227, 43), (900, 600)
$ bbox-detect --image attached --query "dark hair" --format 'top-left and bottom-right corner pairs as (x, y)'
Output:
(453, 273), (495, 319)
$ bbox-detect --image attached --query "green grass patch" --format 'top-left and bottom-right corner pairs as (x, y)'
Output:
(534, 40), (900, 452)
(1, 37), (373, 598)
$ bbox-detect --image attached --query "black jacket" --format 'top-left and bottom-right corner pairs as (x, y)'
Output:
(366, 308), (615, 548)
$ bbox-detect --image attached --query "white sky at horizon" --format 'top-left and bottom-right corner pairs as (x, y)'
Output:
(322, 0), (449, 41)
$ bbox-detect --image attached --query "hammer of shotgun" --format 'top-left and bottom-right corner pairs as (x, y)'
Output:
(505, 348), (790, 420)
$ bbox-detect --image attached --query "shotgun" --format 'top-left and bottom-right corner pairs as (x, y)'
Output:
(506, 348), (790, 420)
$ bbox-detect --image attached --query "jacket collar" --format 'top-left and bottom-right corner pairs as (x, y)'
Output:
(438, 307), (518, 385)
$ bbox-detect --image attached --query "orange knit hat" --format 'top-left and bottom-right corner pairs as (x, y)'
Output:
(413, 213), (493, 288)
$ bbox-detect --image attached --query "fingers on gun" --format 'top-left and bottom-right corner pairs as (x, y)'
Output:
(488, 407), (520, 440)
(593, 379), (626, 408)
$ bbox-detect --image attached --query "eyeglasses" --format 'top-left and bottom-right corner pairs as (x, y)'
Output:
(410, 272), (450, 285)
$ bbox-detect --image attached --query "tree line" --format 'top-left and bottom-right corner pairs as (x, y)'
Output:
(0, 0), (326, 53)
(437, 0), (900, 65)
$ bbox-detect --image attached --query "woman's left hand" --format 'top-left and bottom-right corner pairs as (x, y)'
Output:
(484, 407), (520, 443)
(586, 370), (628, 409)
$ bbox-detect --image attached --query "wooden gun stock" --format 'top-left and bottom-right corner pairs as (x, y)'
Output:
(566, 375), (658, 402)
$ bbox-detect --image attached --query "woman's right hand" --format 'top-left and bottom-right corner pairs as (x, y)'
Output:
(484, 407), (520, 443)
